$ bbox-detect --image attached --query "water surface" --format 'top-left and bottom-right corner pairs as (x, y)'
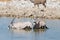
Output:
(0, 17), (60, 40)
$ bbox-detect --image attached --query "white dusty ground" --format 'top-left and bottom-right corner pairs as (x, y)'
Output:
(0, 0), (60, 19)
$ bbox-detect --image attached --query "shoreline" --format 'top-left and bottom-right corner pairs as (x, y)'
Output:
(0, 14), (60, 20)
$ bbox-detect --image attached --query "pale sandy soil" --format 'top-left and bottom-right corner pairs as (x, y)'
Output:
(0, 0), (60, 19)
(0, 0), (10, 2)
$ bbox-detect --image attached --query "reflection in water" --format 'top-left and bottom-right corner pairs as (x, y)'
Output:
(9, 29), (47, 34)
(9, 28), (47, 40)
(9, 29), (32, 34)
(9, 29), (33, 40)
(33, 29), (47, 32)
(33, 29), (47, 40)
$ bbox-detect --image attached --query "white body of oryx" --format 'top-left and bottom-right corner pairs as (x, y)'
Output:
(9, 21), (33, 29)
(39, 20), (46, 27)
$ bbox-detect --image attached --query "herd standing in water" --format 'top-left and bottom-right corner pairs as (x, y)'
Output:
(8, 18), (48, 30)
